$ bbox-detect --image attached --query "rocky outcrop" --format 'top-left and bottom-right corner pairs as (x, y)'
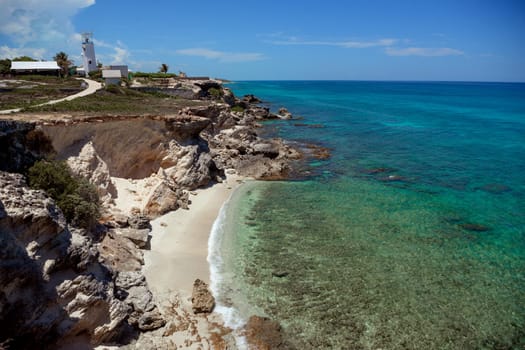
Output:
(143, 179), (189, 217)
(0, 172), (125, 348)
(131, 78), (223, 100)
(191, 279), (215, 314)
(278, 107), (293, 119)
(40, 116), (222, 216)
(207, 124), (301, 179)
(67, 141), (117, 206)
(0, 172), (165, 349)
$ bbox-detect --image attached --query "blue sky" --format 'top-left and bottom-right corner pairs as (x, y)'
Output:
(1, 0), (524, 81)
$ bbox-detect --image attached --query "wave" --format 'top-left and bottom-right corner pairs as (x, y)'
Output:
(207, 188), (248, 349)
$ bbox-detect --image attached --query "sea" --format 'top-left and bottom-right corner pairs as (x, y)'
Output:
(208, 81), (525, 349)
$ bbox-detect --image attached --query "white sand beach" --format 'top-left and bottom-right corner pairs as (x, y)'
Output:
(106, 173), (247, 348)
(143, 173), (244, 299)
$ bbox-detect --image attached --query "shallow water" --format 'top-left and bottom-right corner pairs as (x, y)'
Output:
(214, 81), (525, 349)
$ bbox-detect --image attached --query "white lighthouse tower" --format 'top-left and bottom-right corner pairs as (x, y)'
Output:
(81, 32), (97, 74)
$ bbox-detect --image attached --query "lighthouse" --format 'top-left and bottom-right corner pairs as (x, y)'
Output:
(81, 32), (97, 74)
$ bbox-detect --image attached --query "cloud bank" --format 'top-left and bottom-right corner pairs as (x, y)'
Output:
(270, 38), (397, 48)
(0, 0), (95, 59)
(176, 48), (265, 63)
(385, 47), (464, 57)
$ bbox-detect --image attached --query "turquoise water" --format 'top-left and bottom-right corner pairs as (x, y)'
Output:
(216, 81), (525, 349)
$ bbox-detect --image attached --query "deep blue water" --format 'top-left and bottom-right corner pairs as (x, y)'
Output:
(217, 81), (525, 349)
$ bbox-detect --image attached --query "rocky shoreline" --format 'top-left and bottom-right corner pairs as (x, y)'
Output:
(0, 80), (322, 349)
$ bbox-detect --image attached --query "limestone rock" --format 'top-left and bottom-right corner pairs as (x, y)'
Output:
(138, 311), (166, 331)
(128, 215), (151, 230)
(242, 94), (262, 104)
(278, 107), (293, 119)
(0, 172), (129, 348)
(222, 87), (236, 106)
(253, 141), (281, 159)
(191, 279), (215, 314)
(99, 229), (144, 272)
(66, 229), (99, 272)
(115, 271), (146, 289)
(165, 114), (211, 141)
(143, 181), (186, 217)
(114, 227), (150, 248)
(114, 271), (164, 332)
(67, 141), (117, 205)
(164, 144), (220, 190)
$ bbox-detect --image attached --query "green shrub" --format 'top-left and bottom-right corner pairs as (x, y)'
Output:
(28, 160), (100, 229)
(232, 105), (245, 113)
(88, 70), (102, 80)
(105, 84), (123, 94)
(208, 87), (223, 99)
(132, 72), (177, 79)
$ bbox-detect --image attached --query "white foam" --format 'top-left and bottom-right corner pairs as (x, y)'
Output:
(207, 190), (249, 349)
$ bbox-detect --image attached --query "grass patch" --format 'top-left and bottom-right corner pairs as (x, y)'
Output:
(132, 72), (177, 79)
(26, 87), (206, 115)
(0, 76), (82, 110)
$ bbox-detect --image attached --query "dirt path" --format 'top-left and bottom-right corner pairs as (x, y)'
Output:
(0, 78), (102, 115)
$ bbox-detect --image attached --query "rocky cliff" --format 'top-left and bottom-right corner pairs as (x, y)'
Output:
(0, 82), (303, 349)
(0, 172), (165, 349)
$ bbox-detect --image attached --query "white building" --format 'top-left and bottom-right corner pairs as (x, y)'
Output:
(81, 32), (98, 74)
(109, 65), (129, 79)
(10, 61), (60, 74)
(102, 69), (122, 85)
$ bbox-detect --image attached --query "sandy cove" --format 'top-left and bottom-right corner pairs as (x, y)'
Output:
(144, 173), (245, 298)
(109, 173), (246, 349)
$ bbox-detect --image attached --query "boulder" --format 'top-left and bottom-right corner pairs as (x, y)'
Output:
(99, 229), (144, 272)
(165, 114), (211, 141)
(278, 107), (293, 119)
(143, 181), (187, 218)
(164, 144), (221, 190)
(138, 311), (166, 331)
(114, 227), (150, 248)
(253, 142), (281, 159)
(222, 87), (236, 106)
(242, 94), (262, 104)
(67, 141), (117, 205)
(128, 215), (151, 230)
(191, 279), (215, 314)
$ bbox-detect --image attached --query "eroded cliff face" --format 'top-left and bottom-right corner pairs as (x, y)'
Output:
(0, 172), (168, 349)
(36, 100), (300, 219)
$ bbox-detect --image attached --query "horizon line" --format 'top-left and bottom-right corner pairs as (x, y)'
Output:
(225, 79), (525, 84)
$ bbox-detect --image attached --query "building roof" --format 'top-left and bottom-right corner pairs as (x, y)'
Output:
(11, 61), (60, 70)
(102, 69), (122, 78)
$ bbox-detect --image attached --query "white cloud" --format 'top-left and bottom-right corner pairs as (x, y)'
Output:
(0, 0), (95, 58)
(385, 47), (464, 57)
(111, 46), (130, 64)
(268, 37), (397, 48)
(176, 48), (265, 63)
(0, 45), (46, 59)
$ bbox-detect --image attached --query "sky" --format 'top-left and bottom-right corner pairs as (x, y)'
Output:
(0, 0), (524, 81)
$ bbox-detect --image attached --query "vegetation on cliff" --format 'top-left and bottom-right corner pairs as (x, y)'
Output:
(27, 86), (205, 114)
(0, 75), (82, 110)
(28, 160), (100, 229)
